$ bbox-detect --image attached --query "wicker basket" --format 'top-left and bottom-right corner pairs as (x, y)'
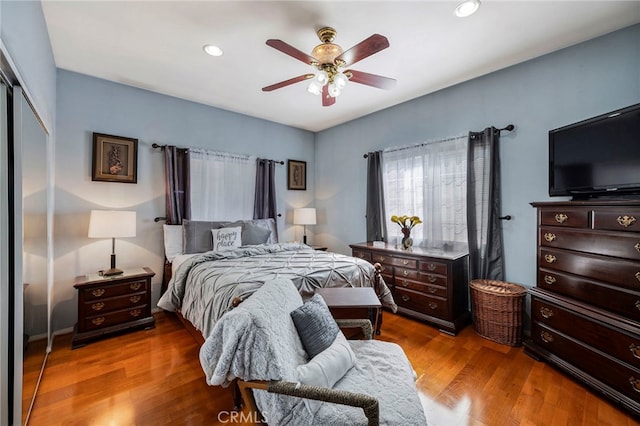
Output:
(469, 279), (527, 346)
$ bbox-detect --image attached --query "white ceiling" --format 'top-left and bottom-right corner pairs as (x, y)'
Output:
(42, 1), (640, 132)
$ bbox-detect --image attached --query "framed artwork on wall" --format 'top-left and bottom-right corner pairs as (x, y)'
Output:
(287, 159), (306, 190)
(92, 132), (138, 183)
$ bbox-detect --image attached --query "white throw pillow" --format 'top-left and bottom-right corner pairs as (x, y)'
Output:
(162, 224), (183, 262)
(296, 331), (356, 415)
(211, 226), (242, 251)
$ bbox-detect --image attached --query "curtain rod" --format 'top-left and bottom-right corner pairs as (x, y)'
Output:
(151, 143), (284, 165)
(363, 124), (515, 158)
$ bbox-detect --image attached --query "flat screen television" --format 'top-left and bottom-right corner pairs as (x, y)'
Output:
(549, 102), (640, 198)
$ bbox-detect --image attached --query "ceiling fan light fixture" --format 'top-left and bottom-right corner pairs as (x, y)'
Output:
(203, 44), (223, 57)
(315, 70), (329, 85)
(454, 0), (481, 17)
(307, 80), (322, 95)
(334, 72), (348, 90)
(311, 43), (343, 64)
(328, 82), (341, 98)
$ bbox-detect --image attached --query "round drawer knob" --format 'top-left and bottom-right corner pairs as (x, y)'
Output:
(401, 295), (410, 302)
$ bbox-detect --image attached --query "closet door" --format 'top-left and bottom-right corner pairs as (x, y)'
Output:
(0, 81), (11, 426)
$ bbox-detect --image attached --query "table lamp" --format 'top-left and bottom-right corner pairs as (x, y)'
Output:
(88, 210), (136, 276)
(293, 208), (316, 245)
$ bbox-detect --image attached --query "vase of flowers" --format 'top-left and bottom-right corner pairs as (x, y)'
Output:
(391, 215), (422, 250)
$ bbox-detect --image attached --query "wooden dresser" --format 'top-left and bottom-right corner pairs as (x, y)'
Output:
(526, 201), (640, 417)
(350, 242), (469, 335)
(72, 267), (155, 348)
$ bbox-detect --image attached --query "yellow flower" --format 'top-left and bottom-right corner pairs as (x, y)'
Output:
(391, 214), (422, 230)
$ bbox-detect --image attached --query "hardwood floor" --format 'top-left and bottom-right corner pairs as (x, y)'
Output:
(26, 311), (639, 425)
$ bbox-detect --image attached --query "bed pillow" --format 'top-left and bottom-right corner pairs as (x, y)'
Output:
(290, 294), (340, 358)
(162, 224), (183, 262)
(296, 331), (356, 415)
(211, 226), (242, 251)
(182, 219), (228, 254)
(242, 222), (273, 245)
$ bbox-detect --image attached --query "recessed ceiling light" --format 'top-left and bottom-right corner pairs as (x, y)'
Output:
(455, 0), (481, 17)
(203, 44), (223, 57)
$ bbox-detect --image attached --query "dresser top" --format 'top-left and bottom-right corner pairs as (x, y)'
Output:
(531, 199), (640, 207)
(350, 242), (468, 260)
(74, 267), (155, 286)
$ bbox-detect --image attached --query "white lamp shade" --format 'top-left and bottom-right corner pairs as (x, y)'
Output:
(293, 208), (317, 225)
(88, 210), (136, 238)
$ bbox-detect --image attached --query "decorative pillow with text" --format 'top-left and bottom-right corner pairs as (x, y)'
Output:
(211, 226), (242, 251)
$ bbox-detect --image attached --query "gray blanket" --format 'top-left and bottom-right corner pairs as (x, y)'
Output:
(158, 243), (396, 338)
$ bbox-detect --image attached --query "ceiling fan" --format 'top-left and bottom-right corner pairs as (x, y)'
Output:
(262, 27), (396, 107)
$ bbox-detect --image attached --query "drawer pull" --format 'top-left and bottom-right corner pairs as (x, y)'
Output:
(402, 270), (409, 277)
(400, 280), (409, 288)
(554, 213), (568, 224)
(636, 301), (640, 312)
(91, 317), (105, 326)
(130, 295), (141, 304)
(427, 286), (437, 294)
(540, 331), (554, 343)
(635, 243), (640, 253)
(428, 275), (437, 283)
(636, 272), (640, 283)
(427, 263), (436, 271)
(428, 302), (438, 310)
(543, 275), (556, 285)
(630, 377), (640, 393)
(544, 254), (557, 264)
(617, 215), (637, 228)
(376, 256), (385, 262)
(130, 283), (142, 291)
(130, 309), (142, 317)
(544, 233), (557, 242)
(91, 302), (105, 311)
(92, 288), (105, 297)
(629, 344), (640, 359)
(540, 307), (554, 319)
(401, 295), (410, 302)
(402, 259), (409, 266)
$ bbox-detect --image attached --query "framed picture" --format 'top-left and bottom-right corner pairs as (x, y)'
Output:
(287, 159), (306, 190)
(92, 132), (138, 183)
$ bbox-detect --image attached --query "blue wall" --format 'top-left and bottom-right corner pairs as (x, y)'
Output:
(53, 70), (315, 330)
(315, 24), (640, 302)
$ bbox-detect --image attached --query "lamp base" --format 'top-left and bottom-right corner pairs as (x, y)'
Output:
(103, 267), (123, 276)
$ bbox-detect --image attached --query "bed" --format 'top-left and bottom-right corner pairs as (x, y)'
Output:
(157, 218), (396, 339)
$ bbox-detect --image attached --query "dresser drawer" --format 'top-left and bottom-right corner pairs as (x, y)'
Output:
(539, 248), (640, 291)
(532, 321), (640, 402)
(372, 254), (417, 269)
(537, 269), (640, 321)
(418, 260), (447, 275)
(540, 208), (589, 228)
(532, 297), (640, 369)
(540, 227), (640, 261)
(394, 287), (448, 318)
(352, 250), (372, 262)
(593, 208), (640, 233)
(81, 305), (151, 332)
(394, 277), (447, 298)
(80, 279), (148, 301)
(394, 266), (418, 281)
(82, 291), (148, 315)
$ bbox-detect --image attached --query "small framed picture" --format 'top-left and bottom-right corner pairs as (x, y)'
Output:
(92, 132), (138, 183)
(287, 159), (307, 190)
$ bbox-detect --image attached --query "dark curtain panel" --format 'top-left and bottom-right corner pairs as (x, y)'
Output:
(366, 151), (388, 242)
(164, 146), (191, 225)
(466, 127), (505, 280)
(253, 158), (277, 220)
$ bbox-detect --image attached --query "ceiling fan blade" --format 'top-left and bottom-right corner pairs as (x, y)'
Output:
(322, 85), (336, 107)
(262, 74), (314, 92)
(346, 70), (397, 90)
(335, 34), (390, 67)
(266, 39), (318, 65)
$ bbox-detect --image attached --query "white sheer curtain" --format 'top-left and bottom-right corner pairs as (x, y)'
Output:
(382, 135), (468, 249)
(190, 148), (256, 220)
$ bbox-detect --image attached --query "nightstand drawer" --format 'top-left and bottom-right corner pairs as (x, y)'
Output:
(83, 291), (148, 314)
(80, 279), (148, 301)
(82, 306), (151, 332)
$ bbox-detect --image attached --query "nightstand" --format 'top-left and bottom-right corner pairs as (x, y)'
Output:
(72, 267), (155, 349)
(312, 246), (328, 251)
